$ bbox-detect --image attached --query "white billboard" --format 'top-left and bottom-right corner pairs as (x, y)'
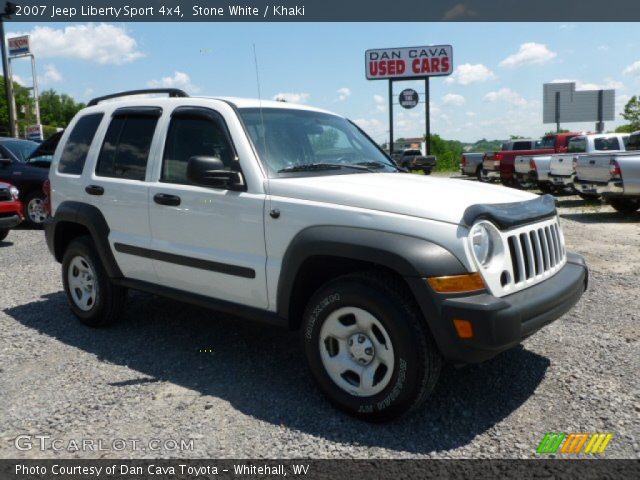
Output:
(8, 36), (30, 56)
(543, 82), (614, 123)
(365, 45), (453, 80)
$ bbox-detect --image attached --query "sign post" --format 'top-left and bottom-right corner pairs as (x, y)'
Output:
(365, 45), (453, 155)
(7, 35), (42, 139)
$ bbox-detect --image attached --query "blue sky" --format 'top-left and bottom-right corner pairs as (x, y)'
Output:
(7, 22), (640, 143)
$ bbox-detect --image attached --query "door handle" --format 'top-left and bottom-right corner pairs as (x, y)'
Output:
(85, 185), (104, 196)
(153, 193), (181, 206)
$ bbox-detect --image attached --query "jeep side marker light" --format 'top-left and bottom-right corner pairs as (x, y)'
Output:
(453, 319), (474, 339)
(427, 273), (485, 293)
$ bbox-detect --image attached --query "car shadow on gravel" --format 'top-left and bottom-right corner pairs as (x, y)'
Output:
(5, 291), (550, 454)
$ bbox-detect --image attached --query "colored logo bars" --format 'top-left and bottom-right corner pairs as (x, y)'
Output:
(537, 433), (613, 454)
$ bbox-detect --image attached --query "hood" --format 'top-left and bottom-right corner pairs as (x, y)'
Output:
(268, 173), (538, 226)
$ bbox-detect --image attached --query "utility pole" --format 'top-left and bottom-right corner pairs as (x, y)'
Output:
(0, 2), (17, 137)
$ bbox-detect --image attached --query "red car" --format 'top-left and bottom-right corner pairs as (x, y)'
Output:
(0, 181), (24, 241)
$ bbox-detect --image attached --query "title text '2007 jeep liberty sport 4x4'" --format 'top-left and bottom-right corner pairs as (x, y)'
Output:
(45, 89), (588, 422)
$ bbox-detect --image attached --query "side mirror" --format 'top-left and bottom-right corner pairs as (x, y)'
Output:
(186, 156), (244, 190)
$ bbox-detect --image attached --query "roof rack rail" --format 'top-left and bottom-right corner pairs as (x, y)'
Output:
(87, 88), (189, 107)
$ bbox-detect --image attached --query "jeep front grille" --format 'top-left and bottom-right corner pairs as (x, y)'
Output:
(473, 216), (566, 297)
(0, 188), (11, 202)
(507, 223), (564, 284)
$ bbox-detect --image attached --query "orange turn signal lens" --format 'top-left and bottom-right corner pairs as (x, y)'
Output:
(426, 273), (485, 293)
(453, 319), (474, 339)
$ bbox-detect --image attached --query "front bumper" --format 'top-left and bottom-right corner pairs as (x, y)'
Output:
(406, 253), (588, 364)
(574, 178), (623, 196)
(0, 213), (22, 229)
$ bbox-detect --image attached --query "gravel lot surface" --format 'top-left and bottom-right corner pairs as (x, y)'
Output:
(1, 184), (638, 459)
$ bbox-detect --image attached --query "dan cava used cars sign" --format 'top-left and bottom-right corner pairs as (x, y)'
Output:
(365, 45), (453, 80)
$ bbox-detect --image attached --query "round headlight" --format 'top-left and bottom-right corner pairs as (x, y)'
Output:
(9, 186), (19, 201)
(470, 223), (493, 266)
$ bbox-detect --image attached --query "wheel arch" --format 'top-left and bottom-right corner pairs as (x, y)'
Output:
(276, 226), (468, 329)
(46, 201), (123, 278)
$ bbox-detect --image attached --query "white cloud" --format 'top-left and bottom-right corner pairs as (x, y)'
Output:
(465, 111), (476, 117)
(373, 94), (386, 112)
(445, 63), (496, 85)
(442, 93), (466, 106)
(272, 92), (310, 104)
(147, 71), (200, 94)
(43, 64), (62, 83)
(551, 78), (624, 90)
(11, 74), (25, 86)
(484, 88), (528, 107)
(499, 43), (557, 68)
(623, 60), (640, 76)
(597, 45), (609, 52)
(336, 87), (351, 101)
(8, 24), (144, 65)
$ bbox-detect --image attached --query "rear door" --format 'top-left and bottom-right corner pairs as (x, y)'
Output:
(89, 107), (162, 283)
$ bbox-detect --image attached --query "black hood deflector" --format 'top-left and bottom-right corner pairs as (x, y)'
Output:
(462, 194), (556, 230)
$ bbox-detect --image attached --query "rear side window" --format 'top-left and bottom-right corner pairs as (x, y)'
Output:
(512, 141), (533, 150)
(96, 114), (159, 181)
(568, 137), (587, 153)
(594, 137), (620, 151)
(58, 113), (104, 174)
(627, 134), (640, 151)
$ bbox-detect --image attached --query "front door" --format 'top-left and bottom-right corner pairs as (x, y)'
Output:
(148, 106), (268, 309)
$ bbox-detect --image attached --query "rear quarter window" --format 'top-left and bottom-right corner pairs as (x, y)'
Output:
(512, 141), (533, 150)
(593, 137), (620, 151)
(58, 113), (104, 175)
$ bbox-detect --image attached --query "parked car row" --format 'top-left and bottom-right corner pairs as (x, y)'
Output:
(0, 181), (23, 241)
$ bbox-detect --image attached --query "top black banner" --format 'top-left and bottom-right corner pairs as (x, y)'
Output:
(4, 0), (640, 22)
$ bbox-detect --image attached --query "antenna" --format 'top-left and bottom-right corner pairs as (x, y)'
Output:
(252, 44), (270, 181)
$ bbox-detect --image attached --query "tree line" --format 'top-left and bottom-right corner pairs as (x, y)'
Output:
(0, 75), (85, 139)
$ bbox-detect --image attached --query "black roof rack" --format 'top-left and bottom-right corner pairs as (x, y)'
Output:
(87, 89), (189, 107)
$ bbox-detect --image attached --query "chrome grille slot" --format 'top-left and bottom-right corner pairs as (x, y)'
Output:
(0, 188), (11, 202)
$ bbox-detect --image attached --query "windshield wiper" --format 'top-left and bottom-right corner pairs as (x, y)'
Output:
(278, 163), (374, 173)
(355, 161), (393, 170)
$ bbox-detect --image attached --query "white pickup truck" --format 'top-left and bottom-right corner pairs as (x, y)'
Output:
(574, 132), (640, 212)
(514, 155), (554, 192)
(548, 134), (629, 195)
(44, 89), (589, 421)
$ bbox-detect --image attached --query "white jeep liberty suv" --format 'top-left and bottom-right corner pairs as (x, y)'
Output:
(45, 89), (588, 421)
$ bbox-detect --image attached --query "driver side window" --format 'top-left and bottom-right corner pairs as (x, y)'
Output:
(161, 111), (235, 185)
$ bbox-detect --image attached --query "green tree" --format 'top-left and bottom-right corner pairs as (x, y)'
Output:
(620, 95), (640, 131)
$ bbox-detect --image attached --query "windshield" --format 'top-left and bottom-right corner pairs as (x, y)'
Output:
(238, 108), (397, 177)
(2, 139), (38, 162)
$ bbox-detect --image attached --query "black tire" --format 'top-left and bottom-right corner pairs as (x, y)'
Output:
(301, 271), (442, 422)
(0, 229), (8, 241)
(61, 236), (127, 327)
(578, 192), (601, 201)
(476, 165), (484, 182)
(538, 182), (554, 194)
(23, 190), (47, 228)
(609, 198), (640, 214)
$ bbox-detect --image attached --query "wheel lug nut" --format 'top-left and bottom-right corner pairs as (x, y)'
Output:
(358, 335), (365, 343)
(348, 339), (353, 346)
(365, 347), (373, 355)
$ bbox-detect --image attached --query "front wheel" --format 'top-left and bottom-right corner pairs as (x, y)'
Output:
(609, 197), (640, 214)
(62, 236), (127, 327)
(302, 272), (441, 422)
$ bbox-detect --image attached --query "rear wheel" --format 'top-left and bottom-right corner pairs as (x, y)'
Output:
(609, 197), (640, 214)
(0, 229), (8, 242)
(62, 236), (127, 327)
(24, 191), (47, 228)
(302, 271), (441, 422)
